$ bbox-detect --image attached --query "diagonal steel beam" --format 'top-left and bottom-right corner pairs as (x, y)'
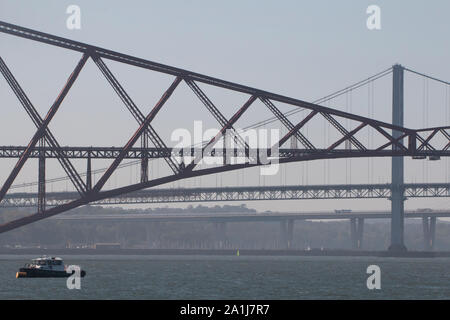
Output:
(327, 123), (367, 150)
(440, 128), (450, 141)
(417, 129), (439, 151)
(91, 55), (181, 175)
(372, 125), (409, 152)
(184, 95), (257, 172)
(277, 110), (318, 148)
(444, 141), (450, 151)
(92, 76), (182, 193)
(260, 97), (316, 150)
(0, 53), (88, 203)
(185, 78), (251, 158)
(441, 129), (450, 151)
(2, 149), (450, 233)
(185, 79), (228, 126)
(0, 21), (416, 136)
(320, 112), (366, 151)
(415, 134), (436, 151)
(376, 132), (410, 151)
(0, 56), (87, 195)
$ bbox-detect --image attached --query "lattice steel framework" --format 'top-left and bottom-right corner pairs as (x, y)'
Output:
(0, 21), (449, 233)
(1, 183), (449, 208)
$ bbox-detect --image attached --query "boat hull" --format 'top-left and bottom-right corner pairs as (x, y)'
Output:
(17, 268), (86, 278)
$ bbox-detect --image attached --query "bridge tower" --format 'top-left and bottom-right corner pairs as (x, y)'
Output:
(389, 64), (407, 252)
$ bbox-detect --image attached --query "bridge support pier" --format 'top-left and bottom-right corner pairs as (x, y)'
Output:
(38, 138), (46, 213)
(280, 219), (294, 249)
(389, 64), (407, 252)
(422, 216), (436, 251)
(86, 154), (92, 191)
(214, 222), (227, 248)
(141, 132), (149, 183)
(350, 218), (364, 250)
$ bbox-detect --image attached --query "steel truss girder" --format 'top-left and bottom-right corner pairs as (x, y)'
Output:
(0, 20), (420, 135)
(0, 145), (449, 160)
(277, 110), (319, 149)
(0, 53), (89, 204)
(1, 151), (450, 233)
(2, 21), (448, 157)
(0, 20), (449, 233)
(92, 76), (182, 193)
(320, 112), (366, 150)
(185, 78), (251, 158)
(184, 95), (257, 172)
(260, 97), (315, 150)
(0, 56), (88, 196)
(91, 55), (181, 175)
(2, 183), (450, 208)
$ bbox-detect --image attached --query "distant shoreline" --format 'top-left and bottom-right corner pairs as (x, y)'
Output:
(1, 248), (449, 258)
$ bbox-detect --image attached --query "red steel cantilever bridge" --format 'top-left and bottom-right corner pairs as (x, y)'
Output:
(0, 21), (449, 251)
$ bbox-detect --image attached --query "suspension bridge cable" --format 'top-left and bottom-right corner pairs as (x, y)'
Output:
(404, 67), (450, 86)
(243, 67), (393, 130)
(195, 66), (392, 148)
(10, 67), (393, 190)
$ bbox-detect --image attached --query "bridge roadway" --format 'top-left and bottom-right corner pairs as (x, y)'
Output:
(52, 209), (448, 250)
(0, 146), (392, 159)
(3, 183), (449, 208)
(0, 146), (448, 160)
(53, 209), (450, 223)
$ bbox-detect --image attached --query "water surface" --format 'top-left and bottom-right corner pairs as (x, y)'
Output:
(0, 255), (448, 299)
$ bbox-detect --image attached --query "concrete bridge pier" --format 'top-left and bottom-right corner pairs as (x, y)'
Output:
(279, 219), (294, 249)
(350, 218), (364, 250)
(422, 216), (437, 251)
(214, 222), (227, 248)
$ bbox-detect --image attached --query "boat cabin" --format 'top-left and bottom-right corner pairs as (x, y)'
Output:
(26, 256), (65, 271)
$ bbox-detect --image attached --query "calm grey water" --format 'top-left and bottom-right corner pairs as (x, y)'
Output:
(0, 255), (449, 299)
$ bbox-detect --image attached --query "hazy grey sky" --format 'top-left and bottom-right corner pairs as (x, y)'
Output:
(0, 0), (449, 213)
